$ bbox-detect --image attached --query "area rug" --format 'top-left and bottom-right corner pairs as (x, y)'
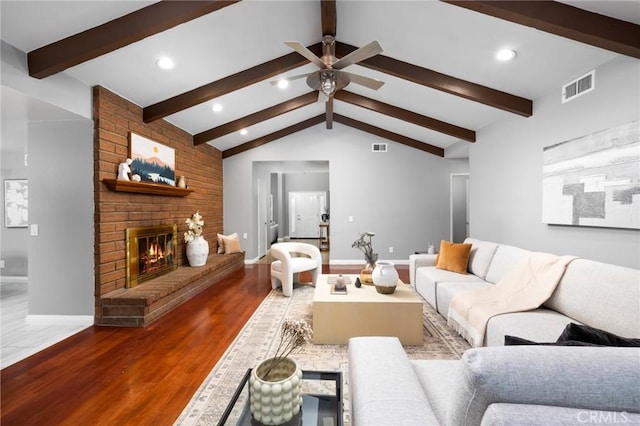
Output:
(174, 283), (470, 426)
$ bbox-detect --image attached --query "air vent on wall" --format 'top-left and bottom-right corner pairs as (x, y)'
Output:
(562, 70), (595, 103)
(372, 143), (387, 152)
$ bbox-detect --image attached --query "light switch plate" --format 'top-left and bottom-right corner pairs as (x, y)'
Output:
(30, 224), (39, 236)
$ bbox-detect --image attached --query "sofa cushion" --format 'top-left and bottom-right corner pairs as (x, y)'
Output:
(412, 359), (461, 424)
(484, 244), (532, 284)
(447, 346), (640, 426)
(503, 335), (601, 346)
(484, 309), (576, 347)
(544, 258), (640, 338)
(415, 267), (486, 312)
(464, 238), (499, 280)
(558, 323), (640, 347)
(436, 240), (472, 274)
(481, 403), (640, 426)
(348, 337), (439, 426)
(436, 280), (491, 317)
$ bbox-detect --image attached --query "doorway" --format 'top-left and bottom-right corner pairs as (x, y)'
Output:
(288, 191), (327, 238)
(450, 173), (469, 242)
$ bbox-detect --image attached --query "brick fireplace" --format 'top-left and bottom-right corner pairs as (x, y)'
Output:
(93, 86), (239, 326)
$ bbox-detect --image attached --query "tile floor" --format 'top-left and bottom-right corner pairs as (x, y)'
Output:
(0, 279), (93, 369)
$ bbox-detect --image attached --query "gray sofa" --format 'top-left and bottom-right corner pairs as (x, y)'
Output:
(349, 336), (640, 426)
(409, 238), (640, 345)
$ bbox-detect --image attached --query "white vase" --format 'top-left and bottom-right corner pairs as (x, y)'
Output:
(186, 235), (209, 267)
(372, 261), (399, 294)
(250, 357), (303, 425)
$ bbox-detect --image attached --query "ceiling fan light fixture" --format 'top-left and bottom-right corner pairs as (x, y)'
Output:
(495, 49), (517, 62)
(155, 56), (175, 70)
(320, 71), (337, 97)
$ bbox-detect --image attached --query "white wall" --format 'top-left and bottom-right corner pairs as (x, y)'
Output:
(224, 124), (469, 263)
(470, 56), (640, 269)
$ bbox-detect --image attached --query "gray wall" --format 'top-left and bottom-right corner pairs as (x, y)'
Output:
(470, 56), (640, 269)
(0, 89), (29, 276)
(224, 126), (469, 262)
(28, 120), (94, 315)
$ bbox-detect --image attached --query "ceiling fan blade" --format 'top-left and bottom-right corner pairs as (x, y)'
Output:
(285, 41), (326, 69)
(332, 41), (383, 70)
(343, 72), (385, 90)
(269, 72), (311, 85)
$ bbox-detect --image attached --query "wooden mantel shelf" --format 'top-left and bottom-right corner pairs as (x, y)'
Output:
(102, 179), (193, 197)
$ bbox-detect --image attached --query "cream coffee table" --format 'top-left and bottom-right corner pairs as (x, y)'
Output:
(312, 274), (423, 345)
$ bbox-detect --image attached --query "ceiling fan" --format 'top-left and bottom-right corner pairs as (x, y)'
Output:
(275, 35), (385, 102)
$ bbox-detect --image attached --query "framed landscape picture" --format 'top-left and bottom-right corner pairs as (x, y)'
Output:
(4, 179), (28, 228)
(129, 133), (176, 186)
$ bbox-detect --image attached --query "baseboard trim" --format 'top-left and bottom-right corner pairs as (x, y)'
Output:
(26, 315), (94, 325)
(0, 276), (28, 283)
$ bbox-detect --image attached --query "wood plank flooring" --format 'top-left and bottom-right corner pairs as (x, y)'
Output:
(1, 263), (409, 425)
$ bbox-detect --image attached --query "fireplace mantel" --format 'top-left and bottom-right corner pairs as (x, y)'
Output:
(102, 179), (193, 197)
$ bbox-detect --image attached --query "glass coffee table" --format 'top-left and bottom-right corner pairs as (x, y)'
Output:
(217, 369), (343, 426)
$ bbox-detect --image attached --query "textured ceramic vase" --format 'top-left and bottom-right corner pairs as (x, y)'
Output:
(372, 261), (399, 294)
(186, 235), (209, 267)
(250, 357), (303, 425)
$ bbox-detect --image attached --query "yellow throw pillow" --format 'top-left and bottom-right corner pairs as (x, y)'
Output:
(435, 240), (472, 274)
(221, 233), (242, 254)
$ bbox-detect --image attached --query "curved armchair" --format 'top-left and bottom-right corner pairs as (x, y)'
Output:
(270, 242), (322, 297)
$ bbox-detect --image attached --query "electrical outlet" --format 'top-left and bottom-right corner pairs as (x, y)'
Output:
(243, 233), (248, 239)
(348, 216), (353, 222)
(389, 246), (394, 253)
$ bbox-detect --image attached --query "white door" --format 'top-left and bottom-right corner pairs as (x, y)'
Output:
(289, 191), (326, 238)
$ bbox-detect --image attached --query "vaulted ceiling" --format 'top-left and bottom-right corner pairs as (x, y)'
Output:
(2, 1), (639, 158)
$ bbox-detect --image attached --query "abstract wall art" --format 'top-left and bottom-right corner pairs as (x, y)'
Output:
(542, 121), (639, 229)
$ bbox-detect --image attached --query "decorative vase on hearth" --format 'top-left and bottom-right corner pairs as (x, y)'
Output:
(372, 261), (399, 294)
(250, 357), (303, 425)
(186, 235), (209, 267)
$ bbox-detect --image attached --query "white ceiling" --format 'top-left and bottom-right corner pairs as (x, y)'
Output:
(1, 1), (638, 157)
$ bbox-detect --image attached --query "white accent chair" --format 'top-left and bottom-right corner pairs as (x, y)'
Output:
(270, 242), (322, 297)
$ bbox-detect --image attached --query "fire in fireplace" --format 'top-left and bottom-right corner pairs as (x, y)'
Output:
(126, 224), (178, 288)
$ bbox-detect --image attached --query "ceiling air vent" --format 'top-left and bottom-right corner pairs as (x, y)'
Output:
(372, 143), (387, 152)
(562, 70), (595, 103)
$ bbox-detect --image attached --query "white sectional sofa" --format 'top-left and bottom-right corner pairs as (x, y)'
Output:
(409, 238), (640, 345)
(345, 239), (640, 425)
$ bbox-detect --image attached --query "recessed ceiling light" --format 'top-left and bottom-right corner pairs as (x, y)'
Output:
(240, 129), (248, 136)
(212, 103), (223, 112)
(495, 49), (517, 62)
(277, 79), (289, 89)
(156, 57), (175, 70)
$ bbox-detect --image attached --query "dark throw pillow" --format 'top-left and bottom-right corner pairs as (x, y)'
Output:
(504, 335), (601, 347)
(557, 323), (640, 347)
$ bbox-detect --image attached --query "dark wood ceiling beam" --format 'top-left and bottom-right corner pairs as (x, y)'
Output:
(444, 1), (640, 59)
(222, 115), (325, 158)
(326, 98), (334, 129)
(321, 0), (337, 37)
(28, 1), (239, 79)
(144, 43), (323, 123)
(335, 42), (532, 117)
(334, 91), (476, 142)
(334, 114), (445, 157)
(194, 92), (318, 145)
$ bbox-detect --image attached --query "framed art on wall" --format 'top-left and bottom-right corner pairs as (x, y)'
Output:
(4, 179), (28, 228)
(542, 120), (639, 229)
(129, 132), (176, 186)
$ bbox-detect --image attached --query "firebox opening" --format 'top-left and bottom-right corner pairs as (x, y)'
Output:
(126, 224), (178, 288)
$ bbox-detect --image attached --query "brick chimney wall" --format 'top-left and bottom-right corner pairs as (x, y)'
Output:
(93, 86), (223, 321)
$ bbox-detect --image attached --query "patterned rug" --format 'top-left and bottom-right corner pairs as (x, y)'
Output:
(174, 283), (470, 426)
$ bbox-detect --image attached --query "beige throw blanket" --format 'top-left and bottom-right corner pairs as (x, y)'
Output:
(448, 253), (577, 347)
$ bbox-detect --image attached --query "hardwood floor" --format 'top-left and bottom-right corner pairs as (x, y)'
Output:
(0, 263), (409, 425)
